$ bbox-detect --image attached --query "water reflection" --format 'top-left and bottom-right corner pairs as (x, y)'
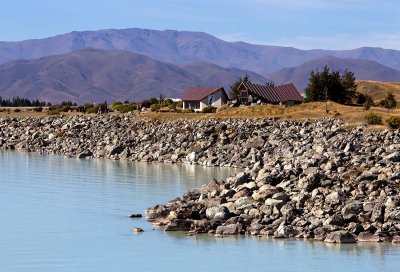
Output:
(1, 151), (399, 272)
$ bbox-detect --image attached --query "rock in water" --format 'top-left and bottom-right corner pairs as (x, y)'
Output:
(128, 213), (143, 218)
(132, 227), (144, 233)
(325, 231), (356, 243)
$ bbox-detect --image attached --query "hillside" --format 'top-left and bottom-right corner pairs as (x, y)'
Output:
(356, 80), (400, 101)
(268, 57), (400, 91)
(180, 62), (266, 88)
(0, 48), (266, 103)
(1, 28), (400, 74)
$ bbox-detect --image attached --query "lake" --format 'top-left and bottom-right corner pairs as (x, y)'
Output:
(0, 151), (399, 272)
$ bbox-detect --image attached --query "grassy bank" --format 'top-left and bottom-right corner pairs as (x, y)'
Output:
(2, 102), (400, 129)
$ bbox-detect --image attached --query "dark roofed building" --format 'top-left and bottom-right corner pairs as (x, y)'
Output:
(239, 82), (303, 105)
(182, 86), (228, 111)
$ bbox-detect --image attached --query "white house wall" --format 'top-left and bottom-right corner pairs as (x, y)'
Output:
(183, 89), (227, 111)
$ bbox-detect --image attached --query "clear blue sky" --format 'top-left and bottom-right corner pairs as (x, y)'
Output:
(1, 0), (399, 50)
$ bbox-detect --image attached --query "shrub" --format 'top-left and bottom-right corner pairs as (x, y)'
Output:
(13, 108), (21, 112)
(175, 101), (183, 108)
(150, 104), (161, 112)
(48, 104), (74, 112)
(140, 100), (151, 108)
(386, 116), (400, 129)
(202, 106), (217, 113)
(149, 97), (159, 105)
(111, 101), (123, 111)
(85, 106), (98, 114)
(32, 107), (43, 112)
(364, 113), (382, 125)
(163, 98), (173, 106)
(182, 108), (195, 113)
(380, 93), (397, 112)
(119, 104), (137, 113)
(167, 103), (176, 110)
(47, 110), (60, 116)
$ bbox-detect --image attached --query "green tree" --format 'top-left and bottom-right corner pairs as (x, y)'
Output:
(229, 74), (249, 99)
(149, 97), (159, 105)
(380, 92), (397, 113)
(304, 66), (357, 104)
(341, 69), (357, 103)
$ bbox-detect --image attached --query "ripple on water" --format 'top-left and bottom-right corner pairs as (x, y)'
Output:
(0, 151), (399, 272)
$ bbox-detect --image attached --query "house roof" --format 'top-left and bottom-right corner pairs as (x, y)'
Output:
(241, 82), (302, 103)
(274, 83), (303, 102)
(181, 86), (226, 101)
(242, 82), (281, 102)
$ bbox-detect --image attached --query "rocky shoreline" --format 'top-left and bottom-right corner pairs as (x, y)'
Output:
(1, 114), (400, 243)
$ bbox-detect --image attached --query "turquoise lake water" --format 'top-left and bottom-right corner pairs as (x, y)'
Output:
(0, 151), (399, 272)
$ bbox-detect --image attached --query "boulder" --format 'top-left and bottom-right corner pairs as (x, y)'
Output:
(385, 152), (400, 162)
(274, 224), (296, 238)
(215, 223), (244, 235)
(145, 205), (169, 221)
(272, 192), (289, 201)
(165, 219), (192, 231)
(341, 202), (362, 220)
(206, 206), (231, 220)
(324, 231), (356, 243)
(357, 232), (381, 242)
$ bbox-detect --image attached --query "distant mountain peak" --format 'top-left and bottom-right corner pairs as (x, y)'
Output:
(1, 27), (400, 74)
(0, 48), (266, 103)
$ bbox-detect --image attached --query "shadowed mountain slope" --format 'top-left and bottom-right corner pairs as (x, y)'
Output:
(0, 48), (266, 103)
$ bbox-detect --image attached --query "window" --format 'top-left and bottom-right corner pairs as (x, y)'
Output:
(187, 101), (200, 109)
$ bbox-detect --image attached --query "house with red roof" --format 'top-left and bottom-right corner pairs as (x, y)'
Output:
(238, 82), (303, 105)
(181, 86), (228, 112)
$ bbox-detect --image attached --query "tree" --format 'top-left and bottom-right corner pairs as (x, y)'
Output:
(229, 74), (249, 99)
(341, 69), (357, 103)
(304, 66), (357, 104)
(363, 95), (374, 111)
(149, 97), (158, 105)
(380, 92), (397, 113)
(159, 94), (165, 104)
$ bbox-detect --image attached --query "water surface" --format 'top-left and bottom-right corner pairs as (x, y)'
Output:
(0, 151), (399, 272)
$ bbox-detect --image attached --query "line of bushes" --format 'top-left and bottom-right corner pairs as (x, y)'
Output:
(364, 113), (400, 129)
(111, 98), (181, 113)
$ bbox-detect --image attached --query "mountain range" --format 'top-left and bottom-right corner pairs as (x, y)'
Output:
(0, 48), (266, 103)
(0, 28), (399, 103)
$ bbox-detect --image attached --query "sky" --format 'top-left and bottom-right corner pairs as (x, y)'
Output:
(1, 0), (399, 50)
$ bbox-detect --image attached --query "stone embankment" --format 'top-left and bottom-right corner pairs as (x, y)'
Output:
(1, 114), (400, 243)
(0, 115), (277, 168)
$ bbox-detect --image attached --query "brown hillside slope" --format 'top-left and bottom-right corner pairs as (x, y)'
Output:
(356, 80), (400, 101)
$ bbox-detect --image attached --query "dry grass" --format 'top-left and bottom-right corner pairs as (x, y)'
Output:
(216, 102), (400, 127)
(356, 80), (400, 102)
(0, 107), (78, 118)
(142, 102), (400, 128)
(3, 102), (400, 129)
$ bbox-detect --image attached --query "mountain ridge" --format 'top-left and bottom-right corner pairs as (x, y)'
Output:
(1, 27), (400, 74)
(0, 48), (266, 103)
